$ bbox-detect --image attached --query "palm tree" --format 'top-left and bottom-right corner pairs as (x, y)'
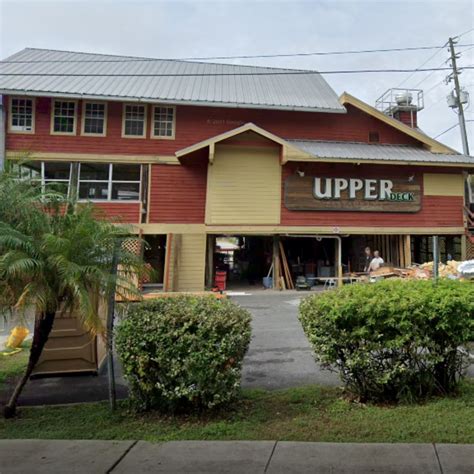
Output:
(0, 170), (144, 418)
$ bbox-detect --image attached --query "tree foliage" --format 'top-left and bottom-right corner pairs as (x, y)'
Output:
(0, 168), (144, 417)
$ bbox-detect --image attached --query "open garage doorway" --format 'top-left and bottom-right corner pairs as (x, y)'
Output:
(207, 235), (273, 291)
(142, 234), (167, 291)
(280, 236), (338, 282)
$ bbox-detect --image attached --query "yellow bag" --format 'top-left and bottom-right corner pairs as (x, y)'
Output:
(6, 326), (29, 349)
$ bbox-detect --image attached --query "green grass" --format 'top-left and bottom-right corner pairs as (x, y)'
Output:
(0, 342), (30, 388)
(2, 382), (474, 443)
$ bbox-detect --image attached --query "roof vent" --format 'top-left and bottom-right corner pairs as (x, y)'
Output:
(375, 88), (424, 128)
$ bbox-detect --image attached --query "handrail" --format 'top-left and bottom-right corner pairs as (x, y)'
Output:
(464, 205), (474, 227)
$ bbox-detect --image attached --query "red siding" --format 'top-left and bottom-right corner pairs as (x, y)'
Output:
(93, 202), (141, 223)
(148, 153), (207, 223)
(6, 98), (421, 157)
(281, 163), (464, 228)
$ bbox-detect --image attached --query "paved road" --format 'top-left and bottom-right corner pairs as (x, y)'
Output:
(1, 440), (473, 473)
(232, 291), (339, 390)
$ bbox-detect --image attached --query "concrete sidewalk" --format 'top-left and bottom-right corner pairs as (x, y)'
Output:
(0, 440), (473, 473)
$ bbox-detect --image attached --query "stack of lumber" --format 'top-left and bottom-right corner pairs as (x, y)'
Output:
(274, 242), (294, 290)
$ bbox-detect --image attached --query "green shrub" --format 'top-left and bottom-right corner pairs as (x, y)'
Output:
(299, 279), (474, 403)
(116, 295), (251, 412)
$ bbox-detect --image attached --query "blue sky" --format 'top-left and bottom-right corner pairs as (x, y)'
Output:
(1, 0), (473, 151)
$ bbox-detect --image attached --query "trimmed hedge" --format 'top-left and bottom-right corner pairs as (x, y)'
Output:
(299, 279), (474, 403)
(116, 295), (251, 412)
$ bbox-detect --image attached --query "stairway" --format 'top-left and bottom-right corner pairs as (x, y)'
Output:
(465, 205), (474, 244)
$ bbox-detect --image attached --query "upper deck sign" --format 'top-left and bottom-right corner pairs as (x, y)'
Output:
(284, 175), (421, 212)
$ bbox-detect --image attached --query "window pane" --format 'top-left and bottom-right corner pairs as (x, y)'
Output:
(84, 103), (105, 134)
(11, 98), (34, 131)
(124, 105), (145, 136)
(112, 164), (141, 181)
(79, 163), (109, 180)
(53, 101), (76, 133)
(44, 181), (69, 195)
(79, 182), (109, 200)
(153, 106), (174, 137)
(12, 162), (41, 180)
(44, 162), (71, 180)
(111, 182), (140, 200)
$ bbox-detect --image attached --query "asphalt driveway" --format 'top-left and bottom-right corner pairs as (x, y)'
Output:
(232, 291), (339, 390)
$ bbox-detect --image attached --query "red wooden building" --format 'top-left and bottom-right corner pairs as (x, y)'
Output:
(1, 48), (473, 291)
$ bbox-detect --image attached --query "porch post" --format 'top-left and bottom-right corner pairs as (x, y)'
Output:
(335, 236), (343, 287)
(272, 236), (280, 290)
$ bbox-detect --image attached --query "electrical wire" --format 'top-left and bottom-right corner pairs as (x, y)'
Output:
(2, 44), (474, 64)
(1, 67), (473, 77)
(434, 120), (474, 139)
(395, 42), (448, 88)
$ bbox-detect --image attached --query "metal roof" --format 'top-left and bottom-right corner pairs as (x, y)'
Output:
(287, 140), (474, 165)
(0, 48), (346, 113)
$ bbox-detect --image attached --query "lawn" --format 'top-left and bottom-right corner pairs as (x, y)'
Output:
(0, 342), (30, 389)
(2, 382), (473, 443)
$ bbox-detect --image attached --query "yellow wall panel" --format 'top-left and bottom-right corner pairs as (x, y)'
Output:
(423, 173), (464, 196)
(175, 233), (206, 291)
(206, 145), (281, 224)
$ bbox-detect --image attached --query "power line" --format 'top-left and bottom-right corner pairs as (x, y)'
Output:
(395, 42), (448, 88)
(1, 67), (473, 78)
(2, 44), (474, 64)
(434, 120), (474, 139)
(395, 28), (474, 89)
(457, 27), (474, 39)
(412, 59), (448, 88)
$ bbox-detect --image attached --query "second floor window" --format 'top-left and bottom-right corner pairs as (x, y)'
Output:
(9, 97), (35, 133)
(82, 102), (107, 136)
(152, 105), (175, 139)
(123, 104), (147, 138)
(52, 100), (77, 135)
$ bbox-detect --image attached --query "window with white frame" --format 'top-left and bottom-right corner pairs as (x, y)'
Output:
(9, 97), (35, 133)
(82, 102), (107, 135)
(78, 163), (141, 201)
(123, 104), (146, 137)
(152, 105), (175, 138)
(11, 161), (72, 195)
(52, 100), (77, 134)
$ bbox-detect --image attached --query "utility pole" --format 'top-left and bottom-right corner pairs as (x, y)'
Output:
(447, 37), (470, 156)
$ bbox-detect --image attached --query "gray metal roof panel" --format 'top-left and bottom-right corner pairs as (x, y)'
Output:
(287, 140), (474, 165)
(0, 48), (346, 112)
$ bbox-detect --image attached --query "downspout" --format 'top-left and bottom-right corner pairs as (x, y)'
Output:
(0, 95), (5, 172)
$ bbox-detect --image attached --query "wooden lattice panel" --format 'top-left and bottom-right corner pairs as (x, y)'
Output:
(121, 238), (142, 256)
(467, 238), (474, 260)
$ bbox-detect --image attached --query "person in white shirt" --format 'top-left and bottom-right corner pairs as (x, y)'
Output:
(368, 250), (384, 272)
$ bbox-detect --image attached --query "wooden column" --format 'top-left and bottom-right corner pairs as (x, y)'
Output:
(335, 237), (343, 287)
(404, 235), (412, 266)
(461, 234), (467, 261)
(272, 236), (280, 290)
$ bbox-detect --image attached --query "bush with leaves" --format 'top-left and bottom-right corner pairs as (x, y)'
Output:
(116, 295), (252, 412)
(299, 279), (474, 403)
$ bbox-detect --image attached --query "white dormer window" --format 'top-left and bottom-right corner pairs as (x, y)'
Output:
(9, 97), (35, 133)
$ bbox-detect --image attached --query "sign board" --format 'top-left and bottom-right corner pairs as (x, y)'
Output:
(284, 175), (421, 212)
